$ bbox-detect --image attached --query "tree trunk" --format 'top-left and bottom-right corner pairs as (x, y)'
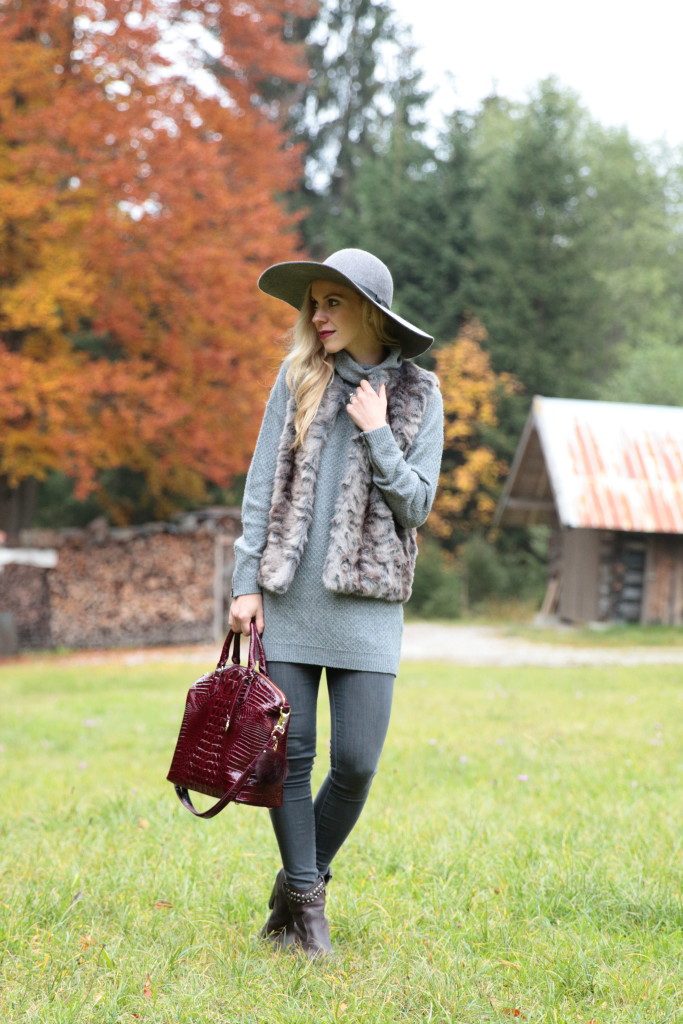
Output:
(0, 476), (38, 541)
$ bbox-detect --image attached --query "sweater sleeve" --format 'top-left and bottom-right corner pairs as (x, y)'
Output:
(360, 384), (444, 529)
(231, 364), (290, 596)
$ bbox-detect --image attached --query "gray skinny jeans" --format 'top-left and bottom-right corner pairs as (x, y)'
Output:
(267, 662), (395, 889)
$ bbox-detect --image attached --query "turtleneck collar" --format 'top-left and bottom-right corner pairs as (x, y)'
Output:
(333, 346), (402, 387)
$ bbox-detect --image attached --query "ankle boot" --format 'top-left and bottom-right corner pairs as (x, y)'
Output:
(283, 876), (333, 958)
(260, 869), (296, 947)
(260, 869), (333, 948)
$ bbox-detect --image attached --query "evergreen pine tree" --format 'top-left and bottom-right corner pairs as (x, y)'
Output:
(467, 79), (610, 402)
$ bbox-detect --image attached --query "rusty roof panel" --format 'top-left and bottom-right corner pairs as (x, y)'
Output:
(533, 397), (683, 533)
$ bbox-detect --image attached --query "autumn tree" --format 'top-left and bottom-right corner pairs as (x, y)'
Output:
(0, 0), (309, 534)
(429, 319), (516, 549)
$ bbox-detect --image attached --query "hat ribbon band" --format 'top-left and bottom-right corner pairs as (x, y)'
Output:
(362, 287), (390, 310)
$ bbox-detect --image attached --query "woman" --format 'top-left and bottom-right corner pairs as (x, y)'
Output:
(229, 248), (443, 957)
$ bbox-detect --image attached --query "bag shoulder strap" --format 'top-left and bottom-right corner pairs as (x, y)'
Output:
(173, 728), (280, 819)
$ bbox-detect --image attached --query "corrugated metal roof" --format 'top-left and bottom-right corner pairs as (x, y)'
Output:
(533, 396), (683, 533)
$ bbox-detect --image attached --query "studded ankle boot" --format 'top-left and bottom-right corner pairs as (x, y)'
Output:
(260, 869), (332, 949)
(283, 875), (333, 958)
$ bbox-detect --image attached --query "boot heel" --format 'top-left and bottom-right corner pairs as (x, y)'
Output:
(260, 869), (295, 946)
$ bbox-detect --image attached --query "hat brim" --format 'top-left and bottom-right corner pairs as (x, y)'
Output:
(258, 260), (433, 359)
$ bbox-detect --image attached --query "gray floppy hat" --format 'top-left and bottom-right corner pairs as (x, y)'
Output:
(258, 248), (433, 359)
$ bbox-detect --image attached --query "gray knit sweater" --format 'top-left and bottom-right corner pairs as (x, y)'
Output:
(231, 348), (444, 675)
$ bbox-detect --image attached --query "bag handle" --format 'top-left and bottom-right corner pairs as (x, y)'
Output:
(215, 622), (268, 722)
(227, 622), (269, 722)
(217, 620), (267, 673)
(248, 619), (268, 675)
(216, 630), (241, 669)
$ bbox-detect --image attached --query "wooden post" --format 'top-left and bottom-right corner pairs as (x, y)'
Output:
(213, 533), (224, 645)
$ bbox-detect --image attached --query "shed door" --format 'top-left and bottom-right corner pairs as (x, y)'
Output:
(558, 529), (600, 623)
(611, 536), (647, 623)
(642, 536), (683, 625)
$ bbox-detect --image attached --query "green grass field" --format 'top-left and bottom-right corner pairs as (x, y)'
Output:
(1, 653), (682, 1023)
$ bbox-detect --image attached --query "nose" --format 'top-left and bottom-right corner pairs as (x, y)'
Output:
(312, 307), (327, 326)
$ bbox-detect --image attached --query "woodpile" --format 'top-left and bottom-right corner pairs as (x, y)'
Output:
(6, 509), (240, 652)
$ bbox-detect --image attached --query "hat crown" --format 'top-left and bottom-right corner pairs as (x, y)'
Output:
(323, 249), (393, 309)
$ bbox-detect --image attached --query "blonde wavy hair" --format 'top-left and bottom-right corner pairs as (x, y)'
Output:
(285, 286), (400, 449)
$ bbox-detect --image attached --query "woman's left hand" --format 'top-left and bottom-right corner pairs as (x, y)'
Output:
(346, 380), (387, 432)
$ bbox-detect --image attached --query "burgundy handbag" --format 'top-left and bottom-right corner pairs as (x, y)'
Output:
(167, 622), (290, 818)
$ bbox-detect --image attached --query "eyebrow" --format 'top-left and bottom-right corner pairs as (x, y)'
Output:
(311, 290), (344, 302)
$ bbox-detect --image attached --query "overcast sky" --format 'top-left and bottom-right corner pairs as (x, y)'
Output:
(389, 0), (683, 148)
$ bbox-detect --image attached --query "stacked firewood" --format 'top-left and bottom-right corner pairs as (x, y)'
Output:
(14, 511), (241, 651)
(49, 531), (217, 649)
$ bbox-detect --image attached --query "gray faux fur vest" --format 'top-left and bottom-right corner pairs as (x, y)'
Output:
(257, 360), (438, 603)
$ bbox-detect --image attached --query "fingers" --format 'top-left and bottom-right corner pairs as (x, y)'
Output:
(347, 380), (377, 406)
(228, 611), (250, 636)
(228, 594), (264, 636)
(345, 381), (388, 431)
(238, 617), (252, 637)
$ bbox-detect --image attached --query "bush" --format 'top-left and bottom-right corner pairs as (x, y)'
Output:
(459, 535), (509, 606)
(408, 540), (461, 619)
(459, 531), (548, 610)
(409, 531), (548, 619)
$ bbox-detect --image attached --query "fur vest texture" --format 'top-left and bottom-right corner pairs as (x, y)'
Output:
(257, 360), (438, 603)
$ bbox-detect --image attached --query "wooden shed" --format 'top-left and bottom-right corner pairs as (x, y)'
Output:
(496, 396), (683, 625)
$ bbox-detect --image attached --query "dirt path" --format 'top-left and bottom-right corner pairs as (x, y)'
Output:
(9, 623), (683, 669)
(400, 623), (683, 667)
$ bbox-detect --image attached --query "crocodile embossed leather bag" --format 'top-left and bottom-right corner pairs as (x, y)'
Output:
(167, 622), (290, 818)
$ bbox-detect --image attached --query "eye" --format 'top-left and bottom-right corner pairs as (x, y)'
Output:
(328, 298), (339, 307)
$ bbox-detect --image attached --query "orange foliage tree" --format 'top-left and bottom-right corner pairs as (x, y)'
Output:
(429, 319), (517, 547)
(0, 0), (311, 528)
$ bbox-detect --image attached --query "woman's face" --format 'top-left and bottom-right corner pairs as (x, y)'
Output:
(310, 280), (385, 365)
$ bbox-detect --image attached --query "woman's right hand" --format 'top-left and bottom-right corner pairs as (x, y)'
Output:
(228, 593), (264, 636)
